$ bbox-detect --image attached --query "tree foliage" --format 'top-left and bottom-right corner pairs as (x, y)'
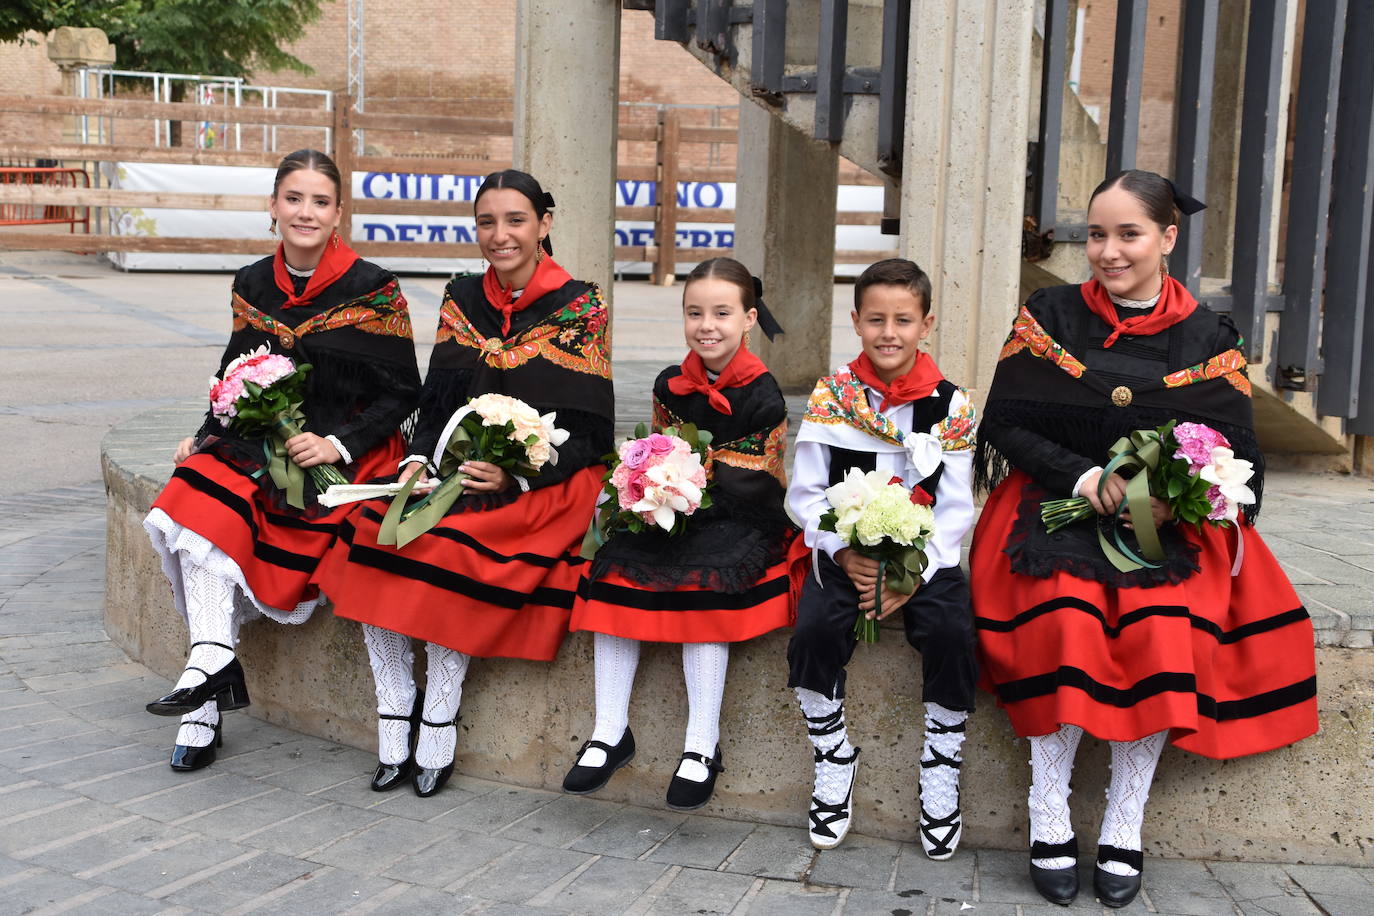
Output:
(1, 0), (324, 80)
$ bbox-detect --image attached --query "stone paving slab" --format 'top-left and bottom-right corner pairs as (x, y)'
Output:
(2, 481), (1374, 912)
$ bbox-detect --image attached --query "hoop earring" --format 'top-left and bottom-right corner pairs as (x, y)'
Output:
(269, 218), (277, 236)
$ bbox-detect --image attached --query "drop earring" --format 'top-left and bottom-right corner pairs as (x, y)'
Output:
(535, 240), (545, 264)
(269, 218), (277, 236)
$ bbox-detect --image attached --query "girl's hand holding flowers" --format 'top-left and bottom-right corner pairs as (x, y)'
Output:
(173, 436), (195, 465)
(456, 460), (513, 493)
(285, 432), (341, 468)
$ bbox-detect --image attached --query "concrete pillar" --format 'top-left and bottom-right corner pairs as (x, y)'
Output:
(513, 0), (621, 301)
(732, 98), (839, 391)
(1202, 0), (1245, 279)
(900, 0), (1035, 400)
(46, 27), (116, 144)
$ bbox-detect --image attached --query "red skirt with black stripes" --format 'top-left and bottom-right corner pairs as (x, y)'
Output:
(149, 434), (405, 613)
(971, 471), (1318, 759)
(316, 465), (604, 661)
(569, 540), (796, 644)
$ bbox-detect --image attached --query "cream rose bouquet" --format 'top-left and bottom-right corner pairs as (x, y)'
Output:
(319, 393), (566, 548)
(819, 468), (936, 643)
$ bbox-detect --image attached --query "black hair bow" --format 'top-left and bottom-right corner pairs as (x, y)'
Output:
(751, 276), (785, 341)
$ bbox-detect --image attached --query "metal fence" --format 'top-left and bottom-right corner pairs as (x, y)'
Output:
(1028, 0), (1374, 433)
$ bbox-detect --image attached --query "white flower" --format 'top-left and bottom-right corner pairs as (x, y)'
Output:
(538, 411), (570, 466)
(1199, 446), (1255, 506)
(221, 343), (271, 379)
(823, 467), (882, 542)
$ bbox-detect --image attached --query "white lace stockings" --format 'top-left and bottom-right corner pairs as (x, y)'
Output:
(796, 688), (856, 806)
(363, 625), (416, 766)
(176, 699), (219, 748)
(679, 642), (728, 782)
(581, 633), (641, 768)
(1098, 730), (1167, 876)
(1029, 724), (1084, 869)
(919, 702), (967, 819)
(415, 643), (469, 769)
(174, 553), (238, 691)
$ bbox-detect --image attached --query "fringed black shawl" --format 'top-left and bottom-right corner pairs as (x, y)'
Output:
(974, 284), (1264, 587)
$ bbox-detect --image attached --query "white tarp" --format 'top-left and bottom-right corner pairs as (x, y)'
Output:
(108, 162), (895, 275)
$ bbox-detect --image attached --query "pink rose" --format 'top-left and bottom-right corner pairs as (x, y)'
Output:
(619, 438), (652, 470)
(645, 433), (677, 456)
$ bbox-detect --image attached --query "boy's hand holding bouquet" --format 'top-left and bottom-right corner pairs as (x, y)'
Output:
(819, 468), (936, 643)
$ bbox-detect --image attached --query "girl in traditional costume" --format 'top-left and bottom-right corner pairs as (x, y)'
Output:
(971, 170), (1318, 908)
(319, 169), (613, 798)
(561, 258), (796, 811)
(143, 149), (420, 772)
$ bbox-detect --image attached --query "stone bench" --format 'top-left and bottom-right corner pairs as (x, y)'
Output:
(102, 398), (1373, 865)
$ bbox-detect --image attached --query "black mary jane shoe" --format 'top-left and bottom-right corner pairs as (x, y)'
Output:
(412, 714), (459, 798)
(665, 745), (723, 811)
(147, 642), (250, 717)
(562, 729), (636, 795)
(1029, 836), (1080, 906)
(1094, 844), (1144, 908)
(170, 719), (222, 772)
(371, 690), (424, 792)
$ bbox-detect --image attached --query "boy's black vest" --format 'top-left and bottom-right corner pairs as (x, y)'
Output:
(825, 379), (956, 504)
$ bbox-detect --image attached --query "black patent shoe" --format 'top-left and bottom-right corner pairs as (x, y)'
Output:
(371, 690), (424, 792)
(147, 642), (250, 716)
(665, 745), (723, 811)
(1029, 837), (1080, 906)
(1094, 845), (1143, 908)
(170, 719), (222, 772)
(562, 729), (636, 795)
(412, 715), (458, 798)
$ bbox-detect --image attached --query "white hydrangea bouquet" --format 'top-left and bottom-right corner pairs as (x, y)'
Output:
(819, 468), (936, 642)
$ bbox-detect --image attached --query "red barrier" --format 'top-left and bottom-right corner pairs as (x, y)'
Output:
(0, 167), (91, 232)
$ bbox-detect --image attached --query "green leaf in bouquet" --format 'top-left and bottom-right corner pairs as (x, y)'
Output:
(1167, 476), (1184, 499)
(696, 429), (713, 448)
(634, 421), (649, 439)
(818, 507), (839, 534)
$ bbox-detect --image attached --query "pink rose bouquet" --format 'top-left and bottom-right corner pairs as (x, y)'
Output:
(207, 344), (346, 509)
(583, 422), (714, 553)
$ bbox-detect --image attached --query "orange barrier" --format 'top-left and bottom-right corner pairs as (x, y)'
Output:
(0, 167), (90, 232)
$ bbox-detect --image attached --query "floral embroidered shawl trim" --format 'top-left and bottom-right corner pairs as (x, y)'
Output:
(800, 366), (906, 448)
(936, 396), (978, 451)
(998, 304), (1088, 378)
(655, 398), (788, 485)
(1163, 347), (1252, 396)
(231, 279), (412, 348)
(436, 286), (611, 379)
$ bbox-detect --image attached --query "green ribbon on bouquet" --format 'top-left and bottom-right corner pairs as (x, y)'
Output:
(262, 415), (308, 510)
(377, 421), (478, 549)
(1096, 422), (1173, 573)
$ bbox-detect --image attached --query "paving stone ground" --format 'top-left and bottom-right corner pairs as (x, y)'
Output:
(2, 482), (1372, 915)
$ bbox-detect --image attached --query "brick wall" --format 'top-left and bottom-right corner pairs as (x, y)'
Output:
(1074, 0), (1181, 176)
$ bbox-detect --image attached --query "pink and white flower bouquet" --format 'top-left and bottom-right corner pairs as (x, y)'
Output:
(208, 344), (346, 508)
(1040, 419), (1256, 571)
(585, 422), (713, 549)
(819, 468), (936, 643)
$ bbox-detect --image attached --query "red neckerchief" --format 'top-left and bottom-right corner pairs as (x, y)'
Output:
(667, 347), (769, 416)
(272, 237), (360, 309)
(1080, 275), (1197, 348)
(481, 256), (573, 335)
(848, 350), (945, 412)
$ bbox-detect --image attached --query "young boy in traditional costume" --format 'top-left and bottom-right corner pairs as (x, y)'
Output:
(786, 258), (978, 857)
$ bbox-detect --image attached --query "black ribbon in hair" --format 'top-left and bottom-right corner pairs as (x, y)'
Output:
(1165, 179), (1206, 215)
(751, 275), (785, 341)
(542, 191), (556, 210)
